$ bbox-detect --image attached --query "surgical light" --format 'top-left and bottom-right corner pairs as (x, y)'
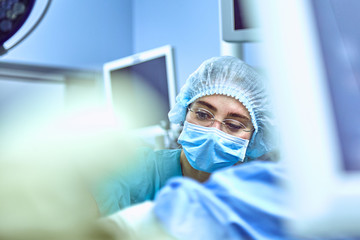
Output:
(0, 0), (52, 56)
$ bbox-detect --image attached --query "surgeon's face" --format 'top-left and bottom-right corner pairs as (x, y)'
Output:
(186, 94), (253, 140)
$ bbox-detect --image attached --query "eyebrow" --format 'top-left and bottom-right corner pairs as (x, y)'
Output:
(195, 100), (252, 122)
(227, 112), (251, 122)
(195, 100), (217, 112)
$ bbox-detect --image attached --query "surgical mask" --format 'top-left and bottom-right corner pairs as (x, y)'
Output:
(178, 121), (249, 173)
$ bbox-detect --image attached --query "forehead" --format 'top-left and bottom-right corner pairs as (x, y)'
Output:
(194, 94), (251, 119)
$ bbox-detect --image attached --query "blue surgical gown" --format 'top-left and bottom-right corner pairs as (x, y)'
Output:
(154, 161), (290, 240)
(154, 161), (358, 240)
(93, 147), (182, 216)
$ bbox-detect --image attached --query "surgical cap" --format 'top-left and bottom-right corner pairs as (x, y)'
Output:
(168, 56), (276, 159)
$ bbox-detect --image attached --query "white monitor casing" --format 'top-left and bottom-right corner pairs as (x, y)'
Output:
(255, 0), (360, 237)
(103, 45), (177, 147)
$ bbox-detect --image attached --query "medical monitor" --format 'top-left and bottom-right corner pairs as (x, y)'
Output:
(256, 0), (360, 238)
(103, 45), (177, 135)
(219, 0), (261, 42)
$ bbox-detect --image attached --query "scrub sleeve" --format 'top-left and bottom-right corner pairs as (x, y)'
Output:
(93, 148), (182, 216)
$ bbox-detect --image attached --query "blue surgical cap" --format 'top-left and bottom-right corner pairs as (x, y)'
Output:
(168, 56), (276, 159)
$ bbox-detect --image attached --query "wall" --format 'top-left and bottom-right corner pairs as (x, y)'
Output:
(1, 0), (262, 94)
(1, 0), (133, 71)
(132, 0), (221, 91)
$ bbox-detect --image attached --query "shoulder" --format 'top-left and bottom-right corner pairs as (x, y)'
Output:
(132, 147), (182, 185)
(134, 147), (181, 160)
(153, 148), (182, 183)
(154, 148), (182, 161)
(133, 147), (181, 167)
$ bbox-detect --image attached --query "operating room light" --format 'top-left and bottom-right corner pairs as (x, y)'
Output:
(0, 0), (51, 56)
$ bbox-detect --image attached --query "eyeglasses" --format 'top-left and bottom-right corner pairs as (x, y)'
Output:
(187, 107), (254, 136)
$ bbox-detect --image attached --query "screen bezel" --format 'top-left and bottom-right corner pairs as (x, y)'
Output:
(219, 0), (261, 42)
(102, 45), (177, 136)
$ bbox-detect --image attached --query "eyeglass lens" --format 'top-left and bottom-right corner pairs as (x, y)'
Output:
(188, 107), (252, 135)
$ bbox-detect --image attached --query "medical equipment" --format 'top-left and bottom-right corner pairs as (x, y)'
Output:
(103, 45), (177, 149)
(257, 0), (360, 237)
(219, 0), (260, 43)
(0, 0), (52, 55)
(218, 0), (261, 61)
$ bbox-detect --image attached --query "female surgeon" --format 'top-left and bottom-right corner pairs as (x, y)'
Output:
(93, 56), (276, 217)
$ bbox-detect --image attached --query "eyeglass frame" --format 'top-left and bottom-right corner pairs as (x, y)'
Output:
(187, 106), (254, 135)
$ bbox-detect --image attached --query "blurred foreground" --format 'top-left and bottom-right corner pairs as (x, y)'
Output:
(0, 101), (142, 239)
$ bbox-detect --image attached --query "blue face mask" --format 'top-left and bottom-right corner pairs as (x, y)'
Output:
(178, 121), (249, 173)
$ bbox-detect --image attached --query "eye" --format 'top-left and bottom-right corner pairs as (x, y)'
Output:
(195, 110), (213, 121)
(224, 119), (246, 132)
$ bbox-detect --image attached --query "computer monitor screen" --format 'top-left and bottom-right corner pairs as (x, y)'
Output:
(103, 45), (176, 131)
(255, 0), (360, 237)
(219, 0), (260, 42)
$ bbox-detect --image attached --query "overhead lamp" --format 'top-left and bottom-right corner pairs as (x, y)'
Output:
(0, 0), (52, 56)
